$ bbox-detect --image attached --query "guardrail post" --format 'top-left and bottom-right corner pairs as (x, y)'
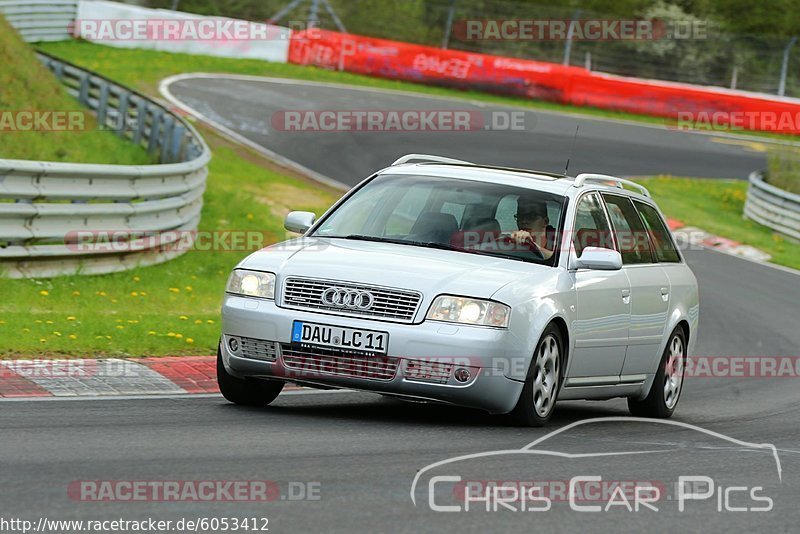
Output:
(78, 72), (90, 105)
(148, 109), (163, 156)
(133, 98), (147, 145)
(97, 81), (110, 127)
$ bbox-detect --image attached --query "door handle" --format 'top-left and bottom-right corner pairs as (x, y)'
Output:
(660, 287), (669, 301)
(621, 289), (631, 304)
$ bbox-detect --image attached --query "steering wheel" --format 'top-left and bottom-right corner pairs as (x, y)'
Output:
(498, 232), (545, 259)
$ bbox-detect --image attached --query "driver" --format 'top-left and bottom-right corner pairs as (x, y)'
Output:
(511, 198), (554, 259)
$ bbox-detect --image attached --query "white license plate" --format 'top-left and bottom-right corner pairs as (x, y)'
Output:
(291, 321), (389, 355)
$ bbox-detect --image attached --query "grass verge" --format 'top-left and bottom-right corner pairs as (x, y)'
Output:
(766, 149), (800, 194)
(0, 17), (149, 164)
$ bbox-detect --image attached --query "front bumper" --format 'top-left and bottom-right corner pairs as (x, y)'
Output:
(220, 295), (526, 414)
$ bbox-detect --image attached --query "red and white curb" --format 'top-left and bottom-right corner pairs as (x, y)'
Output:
(668, 219), (772, 263)
(0, 357), (302, 399)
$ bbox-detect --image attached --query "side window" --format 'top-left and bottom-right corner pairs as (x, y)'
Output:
(602, 194), (654, 265)
(495, 195), (518, 232)
(440, 201), (466, 227)
(573, 193), (615, 257)
(634, 201), (681, 263)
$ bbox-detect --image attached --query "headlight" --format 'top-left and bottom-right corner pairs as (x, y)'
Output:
(426, 296), (510, 328)
(226, 269), (276, 299)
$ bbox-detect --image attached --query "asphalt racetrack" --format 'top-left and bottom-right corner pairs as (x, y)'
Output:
(2, 77), (798, 532)
(163, 74), (766, 186)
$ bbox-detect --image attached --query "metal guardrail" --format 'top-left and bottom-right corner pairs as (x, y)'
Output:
(0, 52), (211, 278)
(744, 170), (800, 241)
(0, 0), (77, 42)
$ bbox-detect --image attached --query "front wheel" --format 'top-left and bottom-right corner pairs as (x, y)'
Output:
(217, 347), (284, 406)
(508, 324), (563, 427)
(628, 327), (687, 418)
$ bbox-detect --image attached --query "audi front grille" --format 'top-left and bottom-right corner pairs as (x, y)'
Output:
(281, 277), (422, 323)
(280, 344), (399, 381)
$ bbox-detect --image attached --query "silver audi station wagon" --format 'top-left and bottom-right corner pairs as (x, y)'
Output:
(218, 155), (699, 426)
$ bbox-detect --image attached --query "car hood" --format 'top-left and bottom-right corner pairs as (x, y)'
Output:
(239, 237), (554, 300)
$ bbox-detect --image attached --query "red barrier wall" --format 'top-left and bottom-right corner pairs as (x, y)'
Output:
(288, 29), (800, 135)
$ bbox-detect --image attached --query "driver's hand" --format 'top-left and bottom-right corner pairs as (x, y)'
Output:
(510, 230), (532, 245)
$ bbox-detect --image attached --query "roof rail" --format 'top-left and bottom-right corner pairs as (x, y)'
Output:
(392, 154), (474, 166)
(573, 173), (651, 198)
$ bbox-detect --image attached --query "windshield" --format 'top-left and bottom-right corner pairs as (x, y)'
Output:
(313, 174), (567, 266)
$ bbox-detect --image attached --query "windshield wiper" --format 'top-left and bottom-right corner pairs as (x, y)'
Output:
(335, 234), (411, 244)
(327, 234), (532, 263)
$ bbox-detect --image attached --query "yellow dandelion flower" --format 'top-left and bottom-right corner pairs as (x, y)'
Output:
(175, 333), (183, 339)
(194, 319), (202, 324)
(105, 335), (111, 339)
(68, 334), (77, 340)
(45, 320), (53, 325)
(39, 290), (49, 296)
(22, 328), (30, 333)
(130, 291), (139, 297)
(40, 338), (47, 343)
(111, 299), (118, 303)
(116, 325), (124, 330)
(67, 316), (76, 321)
(185, 286), (193, 292)
(127, 320), (139, 324)
(206, 319), (215, 324)
(140, 291), (147, 296)
(169, 287), (180, 293)
(52, 331), (61, 336)
(147, 331), (157, 336)
(167, 332), (176, 337)
(246, 213), (254, 220)
(133, 276), (140, 282)
(179, 315), (188, 320)
(35, 320), (43, 324)
(186, 338), (194, 344)
(72, 291), (81, 296)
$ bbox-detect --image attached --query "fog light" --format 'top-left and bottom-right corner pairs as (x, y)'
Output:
(454, 368), (471, 383)
(228, 337), (239, 352)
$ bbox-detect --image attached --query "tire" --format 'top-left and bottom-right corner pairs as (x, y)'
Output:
(217, 347), (284, 407)
(628, 327), (687, 418)
(508, 324), (564, 427)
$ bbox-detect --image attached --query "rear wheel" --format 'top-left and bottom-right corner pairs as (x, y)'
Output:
(217, 347), (284, 406)
(628, 328), (686, 418)
(509, 324), (563, 427)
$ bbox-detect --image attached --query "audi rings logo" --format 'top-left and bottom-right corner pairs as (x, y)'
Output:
(320, 287), (375, 310)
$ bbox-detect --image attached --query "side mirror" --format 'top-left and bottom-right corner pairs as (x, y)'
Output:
(570, 247), (622, 271)
(284, 211), (316, 234)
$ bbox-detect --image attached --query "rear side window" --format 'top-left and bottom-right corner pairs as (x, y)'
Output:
(634, 201), (681, 263)
(602, 194), (654, 265)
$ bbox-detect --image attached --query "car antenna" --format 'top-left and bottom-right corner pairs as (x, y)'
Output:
(563, 125), (580, 176)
